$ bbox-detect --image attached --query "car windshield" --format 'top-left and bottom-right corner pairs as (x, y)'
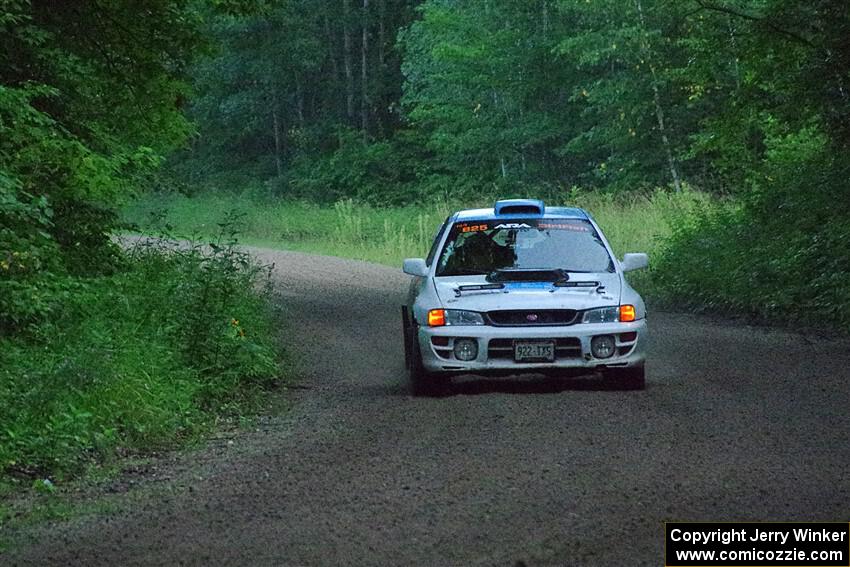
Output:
(435, 218), (614, 277)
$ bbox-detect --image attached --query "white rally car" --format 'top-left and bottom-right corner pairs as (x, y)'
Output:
(401, 199), (648, 395)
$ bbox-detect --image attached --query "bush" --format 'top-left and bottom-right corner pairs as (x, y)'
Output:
(0, 225), (281, 480)
(652, 125), (850, 330)
(0, 181), (65, 334)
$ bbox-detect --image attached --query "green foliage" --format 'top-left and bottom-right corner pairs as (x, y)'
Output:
(400, 0), (568, 187)
(552, 0), (687, 189)
(0, 181), (63, 333)
(171, 0), (850, 202)
(0, 0), (234, 338)
(173, 0), (418, 189)
(654, 122), (850, 329)
(133, 218), (280, 404)
(0, 232), (281, 480)
(284, 129), (425, 205)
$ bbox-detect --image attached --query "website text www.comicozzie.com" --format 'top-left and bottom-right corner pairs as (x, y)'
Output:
(673, 547), (844, 564)
(665, 523), (850, 567)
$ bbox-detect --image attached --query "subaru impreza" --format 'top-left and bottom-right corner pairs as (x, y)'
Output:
(401, 199), (648, 395)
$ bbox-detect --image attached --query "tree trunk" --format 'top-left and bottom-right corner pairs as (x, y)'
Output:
(825, 48), (849, 104)
(635, 0), (683, 193)
(361, 0), (369, 140)
(324, 14), (340, 83)
(343, 0), (355, 122)
(296, 78), (305, 128)
(727, 16), (741, 90)
(378, 0), (385, 68)
(650, 82), (682, 192)
(542, 1), (549, 41)
(376, 0), (386, 136)
(272, 90), (283, 178)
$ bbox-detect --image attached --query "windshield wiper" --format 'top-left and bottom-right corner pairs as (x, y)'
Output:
(553, 280), (600, 288)
(453, 283), (506, 297)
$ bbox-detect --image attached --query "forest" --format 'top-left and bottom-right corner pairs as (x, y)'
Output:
(2, 0), (849, 487)
(180, 0), (848, 199)
(174, 0), (850, 321)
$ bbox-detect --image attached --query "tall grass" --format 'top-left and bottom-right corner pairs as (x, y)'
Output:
(124, 189), (706, 272)
(124, 186), (850, 336)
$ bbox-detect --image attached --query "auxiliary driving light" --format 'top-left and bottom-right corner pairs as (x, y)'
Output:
(591, 335), (616, 359)
(453, 338), (478, 361)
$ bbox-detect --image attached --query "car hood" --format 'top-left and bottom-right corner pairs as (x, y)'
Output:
(434, 273), (622, 312)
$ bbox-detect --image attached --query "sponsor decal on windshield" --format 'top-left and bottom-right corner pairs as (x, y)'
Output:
(454, 219), (593, 233)
(493, 223), (533, 230)
(457, 222), (489, 233)
(538, 222), (591, 232)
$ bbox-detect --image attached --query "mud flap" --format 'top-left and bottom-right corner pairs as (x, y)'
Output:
(401, 305), (411, 369)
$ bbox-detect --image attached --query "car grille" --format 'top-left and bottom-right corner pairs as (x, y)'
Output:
(487, 309), (578, 326)
(487, 338), (582, 360)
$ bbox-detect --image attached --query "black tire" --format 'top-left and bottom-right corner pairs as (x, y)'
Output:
(604, 365), (646, 390)
(407, 325), (448, 397)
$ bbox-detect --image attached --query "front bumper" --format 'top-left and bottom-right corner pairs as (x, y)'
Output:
(418, 320), (647, 374)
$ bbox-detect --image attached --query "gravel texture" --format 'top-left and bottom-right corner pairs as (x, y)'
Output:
(5, 248), (850, 566)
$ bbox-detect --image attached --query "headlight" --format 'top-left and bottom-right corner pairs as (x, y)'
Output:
(581, 306), (620, 324)
(580, 305), (637, 324)
(445, 309), (485, 326)
(427, 309), (485, 326)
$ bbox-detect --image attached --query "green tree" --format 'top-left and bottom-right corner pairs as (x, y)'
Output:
(400, 0), (572, 193)
(0, 0), (250, 331)
(175, 0), (419, 196)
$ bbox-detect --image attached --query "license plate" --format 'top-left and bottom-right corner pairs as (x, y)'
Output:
(513, 341), (555, 362)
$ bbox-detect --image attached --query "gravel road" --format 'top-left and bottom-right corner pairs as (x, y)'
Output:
(6, 248), (850, 566)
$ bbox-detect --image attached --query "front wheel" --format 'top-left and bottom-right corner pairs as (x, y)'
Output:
(407, 325), (448, 397)
(604, 365), (646, 390)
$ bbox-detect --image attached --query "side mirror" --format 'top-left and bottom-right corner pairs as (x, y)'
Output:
(621, 253), (649, 272)
(403, 258), (429, 277)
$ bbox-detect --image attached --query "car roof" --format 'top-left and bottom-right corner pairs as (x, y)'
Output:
(452, 203), (590, 222)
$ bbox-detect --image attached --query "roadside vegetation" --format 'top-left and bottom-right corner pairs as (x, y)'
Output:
(0, 229), (280, 487)
(124, 188), (703, 276)
(1, 1), (284, 499)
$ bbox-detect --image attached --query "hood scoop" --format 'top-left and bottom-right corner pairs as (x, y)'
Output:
(486, 268), (569, 284)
